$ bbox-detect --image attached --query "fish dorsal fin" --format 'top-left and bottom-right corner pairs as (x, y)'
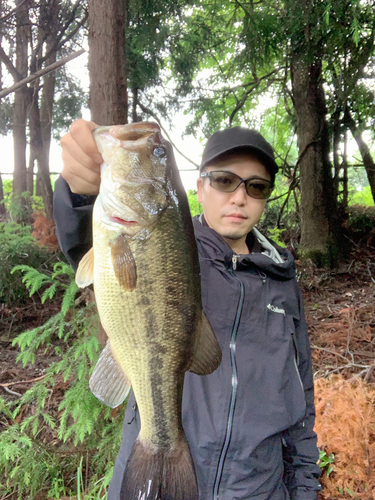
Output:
(189, 313), (222, 376)
(76, 247), (94, 288)
(90, 339), (132, 408)
(110, 234), (137, 291)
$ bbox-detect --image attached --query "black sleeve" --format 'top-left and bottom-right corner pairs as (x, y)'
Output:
(53, 176), (96, 270)
(282, 281), (322, 500)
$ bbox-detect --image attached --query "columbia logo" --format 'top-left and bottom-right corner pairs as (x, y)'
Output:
(267, 304), (285, 315)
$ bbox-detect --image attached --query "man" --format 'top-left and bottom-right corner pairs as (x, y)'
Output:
(53, 119), (321, 500)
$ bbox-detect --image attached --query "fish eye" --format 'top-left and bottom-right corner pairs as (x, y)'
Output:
(153, 146), (167, 158)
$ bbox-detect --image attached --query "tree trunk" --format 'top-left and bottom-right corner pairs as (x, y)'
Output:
(0, 172), (6, 217)
(36, 53), (57, 219)
(37, 71), (55, 218)
(12, 0), (29, 200)
(332, 109), (341, 200)
(88, 0), (128, 124)
(291, 57), (339, 266)
(27, 148), (35, 194)
(132, 87), (138, 122)
(344, 109), (375, 204)
(34, 0), (59, 219)
(342, 128), (348, 209)
(29, 80), (55, 219)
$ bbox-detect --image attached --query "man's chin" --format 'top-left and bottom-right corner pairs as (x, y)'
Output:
(220, 231), (247, 242)
(220, 223), (255, 241)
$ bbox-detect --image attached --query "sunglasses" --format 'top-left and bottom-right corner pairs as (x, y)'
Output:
(200, 171), (274, 199)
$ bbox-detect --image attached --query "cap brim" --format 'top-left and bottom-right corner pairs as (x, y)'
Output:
(200, 144), (279, 174)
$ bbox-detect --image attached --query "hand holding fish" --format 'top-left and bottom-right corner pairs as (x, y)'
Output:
(60, 119), (103, 195)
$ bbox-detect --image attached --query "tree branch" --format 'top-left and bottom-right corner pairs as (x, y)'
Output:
(229, 68), (281, 125)
(0, 48), (85, 99)
(0, 0), (28, 25)
(41, 7), (88, 65)
(0, 45), (23, 82)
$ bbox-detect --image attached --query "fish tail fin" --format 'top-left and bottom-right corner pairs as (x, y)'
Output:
(120, 436), (198, 500)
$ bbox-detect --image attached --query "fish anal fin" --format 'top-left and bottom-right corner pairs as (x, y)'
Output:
(110, 234), (137, 291)
(189, 313), (222, 375)
(89, 340), (131, 408)
(76, 247), (94, 288)
(120, 436), (198, 500)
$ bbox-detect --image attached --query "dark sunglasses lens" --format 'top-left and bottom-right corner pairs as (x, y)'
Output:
(210, 172), (240, 192)
(246, 180), (272, 199)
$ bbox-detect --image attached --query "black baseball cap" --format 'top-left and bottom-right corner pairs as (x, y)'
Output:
(200, 126), (279, 176)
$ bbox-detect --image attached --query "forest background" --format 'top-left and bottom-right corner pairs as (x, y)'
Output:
(0, 0), (375, 499)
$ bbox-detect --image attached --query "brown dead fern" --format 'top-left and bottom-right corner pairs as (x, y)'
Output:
(315, 375), (375, 499)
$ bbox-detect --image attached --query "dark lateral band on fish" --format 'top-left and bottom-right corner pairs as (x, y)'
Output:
(75, 122), (222, 500)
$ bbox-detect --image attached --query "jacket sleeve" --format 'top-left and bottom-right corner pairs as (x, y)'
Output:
(282, 280), (322, 500)
(53, 176), (96, 270)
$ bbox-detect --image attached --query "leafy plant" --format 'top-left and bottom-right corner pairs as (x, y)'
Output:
(346, 204), (375, 242)
(318, 449), (335, 477)
(0, 220), (52, 304)
(267, 227), (287, 248)
(187, 189), (203, 217)
(0, 263), (125, 499)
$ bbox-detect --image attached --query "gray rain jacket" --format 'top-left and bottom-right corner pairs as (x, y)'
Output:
(53, 176), (321, 500)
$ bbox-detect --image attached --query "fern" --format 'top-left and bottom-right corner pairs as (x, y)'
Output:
(1, 263), (125, 499)
(11, 264), (54, 296)
(0, 221), (52, 304)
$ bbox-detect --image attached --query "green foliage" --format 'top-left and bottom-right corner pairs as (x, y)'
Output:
(350, 186), (374, 206)
(52, 69), (86, 141)
(0, 263), (125, 499)
(0, 96), (13, 135)
(267, 227), (287, 248)
(0, 221), (52, 304)
(346, 204), (375, 236)
(187, 189), (203, 217)
(318, 449), (335, 477)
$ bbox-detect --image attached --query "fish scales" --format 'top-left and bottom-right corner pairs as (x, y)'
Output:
(94, 207), (198, 446)
(76, 122), (222, 500)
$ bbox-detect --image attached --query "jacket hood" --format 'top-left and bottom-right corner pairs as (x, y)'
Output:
(193, 215), (296, 280)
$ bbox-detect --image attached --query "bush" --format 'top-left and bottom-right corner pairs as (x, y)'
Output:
(345, 205), (375, 242)
(0, 221), (53, 304)
(187, 189), (203, 217)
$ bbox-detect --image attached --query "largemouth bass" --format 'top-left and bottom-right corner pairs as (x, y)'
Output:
(76, 122), (222, 500)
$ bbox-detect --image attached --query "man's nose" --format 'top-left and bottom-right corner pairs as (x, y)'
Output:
(230, 181), (247, 205)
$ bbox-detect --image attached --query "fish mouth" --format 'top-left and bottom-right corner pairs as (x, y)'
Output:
(108, 216), (140, 226)
(94, 122), (162, 152)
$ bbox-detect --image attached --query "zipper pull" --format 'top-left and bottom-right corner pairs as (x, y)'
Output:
(232, 254), (238, 271)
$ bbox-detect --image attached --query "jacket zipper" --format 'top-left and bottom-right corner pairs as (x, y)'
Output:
(291, 334), (304, 393)
(212, 257), (244, 500)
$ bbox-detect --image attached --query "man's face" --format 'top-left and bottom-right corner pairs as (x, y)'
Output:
(197, 153), (271, 252)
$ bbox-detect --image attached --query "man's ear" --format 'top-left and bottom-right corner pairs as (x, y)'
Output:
(196, 177), (203, 204)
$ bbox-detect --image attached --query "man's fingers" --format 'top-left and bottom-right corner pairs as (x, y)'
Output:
(61, 163), (100, 195)
(69, 119), (103, 164)
(61, 148), (101, 195)
(67, 176), (100, 195)
(60, 119), (103, 195)
(61, 132), (101, 173)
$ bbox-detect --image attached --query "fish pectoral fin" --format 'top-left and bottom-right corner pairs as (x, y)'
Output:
(110, 234), (137, 291)
(189, 313), (222, 376)
(89, 339), (132, 408)
(76, 247), (94, 288)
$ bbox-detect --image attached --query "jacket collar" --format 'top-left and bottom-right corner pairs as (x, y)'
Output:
(193, 214), (296, 280)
